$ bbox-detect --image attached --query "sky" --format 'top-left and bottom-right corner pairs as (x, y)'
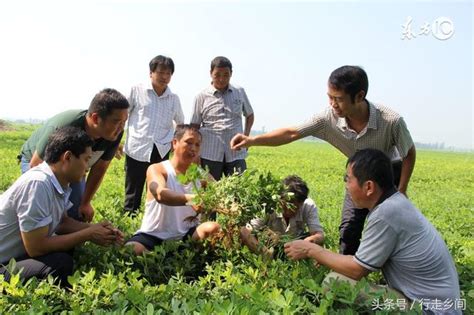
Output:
(0, 0), (472, 150)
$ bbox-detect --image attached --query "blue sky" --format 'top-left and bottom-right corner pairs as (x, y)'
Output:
(0, 0), (472, 149)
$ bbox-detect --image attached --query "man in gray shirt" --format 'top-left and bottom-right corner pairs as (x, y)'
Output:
(191, 56), (254, 181)
(284, 149), (460, 314)
(1, 127), (124, 287)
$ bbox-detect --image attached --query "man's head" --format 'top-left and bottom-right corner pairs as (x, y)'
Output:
(327, 66), (369, 118)
(44, 126), (93, 183)
(149, 55), (175, 92)
(282, 175), (309, 218)
(172, 124), (202, 164)
(345, 149), (394, 208)
(210, 56), (232, 91)
(87, 88), (129, 141)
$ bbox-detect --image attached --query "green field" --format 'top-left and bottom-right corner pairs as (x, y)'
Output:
(1, 127), (473, 314)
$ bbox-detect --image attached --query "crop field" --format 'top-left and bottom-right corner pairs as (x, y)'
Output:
(0, 125), (473, 314)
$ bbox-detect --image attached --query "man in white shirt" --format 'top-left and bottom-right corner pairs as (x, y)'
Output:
(124, 55), (185, 213)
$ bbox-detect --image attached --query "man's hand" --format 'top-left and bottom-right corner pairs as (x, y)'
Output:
(114, 144), (124, 160)
(88, 221), (121, 246)
(230, 133), (252, 150)
(284, 240), (321, 260)
(80, 202), (95, 223)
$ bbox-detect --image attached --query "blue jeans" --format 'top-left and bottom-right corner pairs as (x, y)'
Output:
(20, 157), (85, 221)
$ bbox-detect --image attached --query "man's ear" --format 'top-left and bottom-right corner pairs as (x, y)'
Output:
(89, 112), (100, 126)
(62, 150), (72, 163)
(364, 180), (376, 197)
(355, 90), (366, 103)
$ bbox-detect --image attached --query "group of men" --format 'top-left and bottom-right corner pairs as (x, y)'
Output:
(0, 55), (461, 313)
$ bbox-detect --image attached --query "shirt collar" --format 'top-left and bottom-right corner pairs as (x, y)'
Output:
(207, 84), (234, 95)
(146, 81), (172, 98)
(36, 162), (71, 197)
(335, 101), (378, 131)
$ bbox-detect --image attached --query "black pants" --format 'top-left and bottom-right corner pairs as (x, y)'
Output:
(200, 158), (247, 181)
(0, 252), (73, 287)
(339, 161), (402, 255)
(124, 146), (169, 212)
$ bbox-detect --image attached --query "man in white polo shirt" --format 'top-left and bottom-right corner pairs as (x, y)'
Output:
(1, 127), (123, 286)
(284, 149), (460, 314)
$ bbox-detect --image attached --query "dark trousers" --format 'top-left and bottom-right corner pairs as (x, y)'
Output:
(339, 161), (402, 255)
(201, 158), (247, 181)
(124, 146), (169, 212)
(0, 252), (74, 287)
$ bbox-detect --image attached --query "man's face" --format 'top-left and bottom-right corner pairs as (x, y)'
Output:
(327, 85), (354, 118)
(211, 67), (232, 91)
(150, 66), (172, 91)
(97, 109), (128, 141)
(172, 130), (201, 164)
(67, 147), (92, 183)
(344, 164), (368, 208)
(282, 200), (302, 219)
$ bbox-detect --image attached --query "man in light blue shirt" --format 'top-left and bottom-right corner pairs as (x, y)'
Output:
(1, 127), (123, 286)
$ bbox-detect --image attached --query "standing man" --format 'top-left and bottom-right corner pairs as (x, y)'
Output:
(191, 56), (254, 180)
(2, 127), (124, 286)
(231, 65), (416, 255)
(19, 88), (129, 222)
(124, 55), (184, 213)
(284, 149), (460, 314)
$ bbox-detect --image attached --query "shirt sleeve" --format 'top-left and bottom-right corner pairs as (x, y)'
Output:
(240, 88), (254, 117)
(354, 216), (398, 271)
(16, 180), (53, 232)
(174, 95), (185, 124)
(302, 199), (324, 233)
(392, 117), (414, 158)
(190, 94), (203, 125)
(127, 86), (137, 115)
(295, 110), (328, 139)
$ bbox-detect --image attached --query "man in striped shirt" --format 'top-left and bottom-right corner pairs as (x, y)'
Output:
(191, 56), (255, 181)
(231, 65), (416, 255)
(124, 55), (184, 213)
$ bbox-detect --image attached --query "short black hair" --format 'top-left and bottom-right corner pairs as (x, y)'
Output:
(88, 88), (129, 120)
(210, 56), (232, 72)
(283, 175), (309, 203)
(44, 127), (93, 163)
(174, 124), (201, 140)
(328, 65), (369, 103)
(347, 149), (394, 191)
(149, 55), (175, 74)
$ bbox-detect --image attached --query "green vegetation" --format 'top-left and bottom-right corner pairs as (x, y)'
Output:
(0, 128), (472, 314)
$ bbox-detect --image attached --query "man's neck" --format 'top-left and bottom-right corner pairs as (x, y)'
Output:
(49, 163), (69, 188)
(346, 100), (369, 133)
(153, 85), (167, 97)
(170, 158), (191, 175)
(85, 115), (101, 140)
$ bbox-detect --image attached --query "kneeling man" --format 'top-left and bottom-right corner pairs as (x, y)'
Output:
(126, 125), (220, 255)
(0, 127), (123, 286)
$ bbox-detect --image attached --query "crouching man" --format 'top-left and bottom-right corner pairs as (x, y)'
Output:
(126, 125), (220, 255)
(0, 127), (124, 286)
(240, 175), (324, 259)
(284, 149), (460, 314)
